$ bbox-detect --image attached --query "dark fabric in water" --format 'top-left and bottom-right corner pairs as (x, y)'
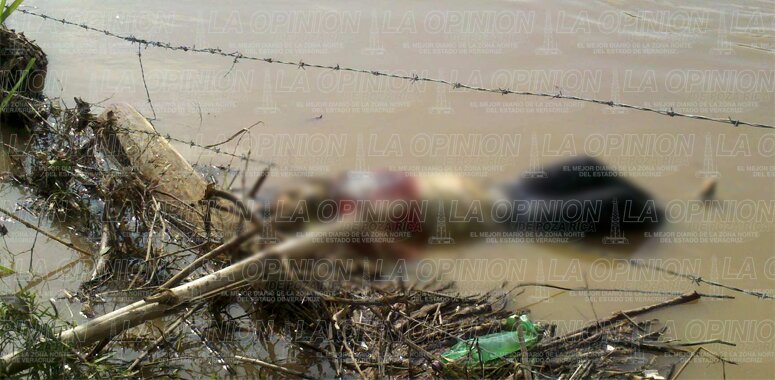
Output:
(502, 156), (662, 244)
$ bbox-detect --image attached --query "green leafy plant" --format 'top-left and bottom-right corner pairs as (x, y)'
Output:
(0, 0), (25, 25)
(0, 290), (122, 378)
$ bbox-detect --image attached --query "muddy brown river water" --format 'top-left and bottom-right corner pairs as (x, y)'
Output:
(1, 0), (774, 378)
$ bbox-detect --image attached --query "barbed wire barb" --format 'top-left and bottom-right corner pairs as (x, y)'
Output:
(12, 7), (775, 131)
(629, 259), (775, 300)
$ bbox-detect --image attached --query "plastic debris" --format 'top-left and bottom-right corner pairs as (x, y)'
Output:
(441, 314), (539, 364)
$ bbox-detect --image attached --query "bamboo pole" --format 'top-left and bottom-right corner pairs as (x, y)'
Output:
(98, 103), (243, 238)
(0, 221), (348, 374)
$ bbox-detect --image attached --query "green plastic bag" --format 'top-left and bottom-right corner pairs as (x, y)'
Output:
(441, 315), (539, 364)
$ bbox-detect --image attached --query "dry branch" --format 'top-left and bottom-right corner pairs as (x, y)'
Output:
(537, 291), (700, 351)
(0, 221), (347, 374)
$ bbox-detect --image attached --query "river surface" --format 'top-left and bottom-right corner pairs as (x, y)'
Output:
(2, 0), (774, 378)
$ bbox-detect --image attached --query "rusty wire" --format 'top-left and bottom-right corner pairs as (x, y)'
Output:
(13, 7), (775, 131)
(0, 86), (272, 165)
(109, 124), (273, 166)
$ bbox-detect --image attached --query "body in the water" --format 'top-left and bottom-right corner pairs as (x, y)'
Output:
(264, 156), (662, 259)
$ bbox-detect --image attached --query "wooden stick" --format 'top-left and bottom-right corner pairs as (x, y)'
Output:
(0, 221), (351, 375)
(91, 221), (111, 280)
(156, 224), (260, 290)
(517, 322), (533, 380)
(232, 355), (310, 379)
(126, 304), (202, 372)
(593, 291), (700, 331)
(537, 291), (701, 351)
(0, 205), (91, 256)
(670, 348), (700, 380)
(247, 167), (270, 199)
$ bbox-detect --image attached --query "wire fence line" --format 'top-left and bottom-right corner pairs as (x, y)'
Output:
(0, 88), (270, 167)
(13, 7), (775, 131)
(629, 259), (775, 301)
(111, 125), (272, 167)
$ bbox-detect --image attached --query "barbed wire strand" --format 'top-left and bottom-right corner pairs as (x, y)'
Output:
(110, 125), (274, 167)
(0, 87), (273, 166)
(629, 259), (775, 300)
(13, 8), (775, 131)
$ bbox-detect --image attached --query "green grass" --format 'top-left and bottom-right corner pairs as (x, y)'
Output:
(0, 0), (25, 25)
(0, 57), (35, 113)
(0, 290), (122, 378)
(1, 0), (33, 115)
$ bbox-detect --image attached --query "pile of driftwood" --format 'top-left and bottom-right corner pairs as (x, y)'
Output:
(0, 24), (734, 379)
